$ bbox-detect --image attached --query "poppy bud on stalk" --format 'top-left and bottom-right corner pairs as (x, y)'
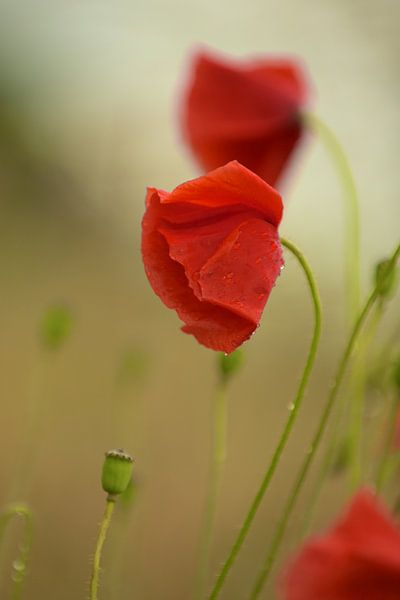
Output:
(101, 449), (134, 497)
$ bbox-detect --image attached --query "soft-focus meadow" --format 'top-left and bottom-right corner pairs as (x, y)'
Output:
(0, 1), (399, 598)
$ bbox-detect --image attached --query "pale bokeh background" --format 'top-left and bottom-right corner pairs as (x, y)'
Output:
(0, 1), (399, 598)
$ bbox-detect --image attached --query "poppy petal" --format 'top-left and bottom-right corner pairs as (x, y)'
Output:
(163, 161), (283, 226)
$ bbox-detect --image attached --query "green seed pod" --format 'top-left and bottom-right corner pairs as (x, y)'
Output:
(40, 305), (73, 350)
(218, 349), (244, 382)
(101, 449), (134, 496)
(374, 259), (397, 299)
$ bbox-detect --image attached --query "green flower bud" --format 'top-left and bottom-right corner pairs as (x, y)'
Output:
(101, 449), (134, 496)
(374, 259), (397, 299)
(40, 305), (73, 350)
(218, 349), (244, 382)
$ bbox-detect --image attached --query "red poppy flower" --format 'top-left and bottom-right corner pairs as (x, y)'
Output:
(141, 161), (283, 353)
(281, 489), (400, 600)
(181, 49), (308, 188)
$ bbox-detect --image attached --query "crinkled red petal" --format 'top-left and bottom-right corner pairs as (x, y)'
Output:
(163, 161), (283, 227)
(142, 189), (262, 353)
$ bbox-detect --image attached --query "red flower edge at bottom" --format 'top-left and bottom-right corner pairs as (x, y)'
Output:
(281, 489), (400, 600)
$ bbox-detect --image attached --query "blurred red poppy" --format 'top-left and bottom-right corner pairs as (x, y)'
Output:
(141, 161), (283, 353)
(281, 489), (400, 600)
(181, 50), (308, 188)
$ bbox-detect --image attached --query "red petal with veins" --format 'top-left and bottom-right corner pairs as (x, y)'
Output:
(142, 162), (283, 353)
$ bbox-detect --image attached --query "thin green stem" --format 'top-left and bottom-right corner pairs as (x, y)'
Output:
(207, 238), (322, 600)
(301, 303), (384, 536)
(347, 304), (384, 489)
(305, 112), (364, 489)
(195, 379), (228, 600)
(108, 482), (137, 600)
(0, 503), (34, 598)
(304, 112), (360, 323)
(248, 242), (400, 599)
(90, 497), (116, 600)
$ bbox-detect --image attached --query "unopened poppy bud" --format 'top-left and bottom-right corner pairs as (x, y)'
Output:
(374, 259), (397, 299)
(218, 349), (244, 382)
(40, 305), (73, 350)
(101, 449), (134, 496)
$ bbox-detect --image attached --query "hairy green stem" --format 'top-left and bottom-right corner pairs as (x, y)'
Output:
(195, 380), (228, 600)
(90, 497), (116, 600)
(207, 238), (322, 600)
(248, 242), (400, 599)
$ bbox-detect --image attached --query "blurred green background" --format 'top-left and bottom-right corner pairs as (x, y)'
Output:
(0, 0), (399, 598)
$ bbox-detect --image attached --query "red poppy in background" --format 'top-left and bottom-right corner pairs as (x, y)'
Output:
(141, 161), (283, 353)
(281, 489), (400, 600)
(181, 50), (308, 188)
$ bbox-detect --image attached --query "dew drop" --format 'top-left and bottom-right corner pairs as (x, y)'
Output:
(12, 560), (24, 573)
(287, 402), (295, 412)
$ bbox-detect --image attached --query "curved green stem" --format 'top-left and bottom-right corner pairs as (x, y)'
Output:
(195, 379), (228, 600)
(90, 497), (116, 600)
(305, 112), (364, 488)
(207, 238), (322, 600)
(0, 503), (34, 599)
(304, 112), (360, 323)
(248, 242), (400, 599)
